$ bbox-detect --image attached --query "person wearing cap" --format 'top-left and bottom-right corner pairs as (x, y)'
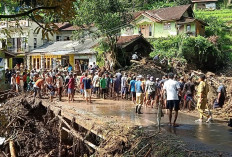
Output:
(162, 73), (181, 127)
(195, 74), (211, 123)
(145, 76), (157, 108)
(56, 72), (64, 101)
(144, 75), (151, 106)
(93, 72), (100, 97)
(129, 76), (137, 104)
(135, 75), (145, 114)
(121, 73), (128, 99)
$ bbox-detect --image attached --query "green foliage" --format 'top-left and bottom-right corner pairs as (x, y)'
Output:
(195, 9), (232, 58)
(176, 0), (191, 5)
(140, 1), (176, 10)
(149, 35), (225, 71)
(94, 40), (110, 67)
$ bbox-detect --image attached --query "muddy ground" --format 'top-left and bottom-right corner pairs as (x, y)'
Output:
(0, 94), (231, 157)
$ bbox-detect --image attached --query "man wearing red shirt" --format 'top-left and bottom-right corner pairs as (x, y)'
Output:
(67, 74), (75, 103)
(80, 73), (85, 99)
(22, 72), (27, 92)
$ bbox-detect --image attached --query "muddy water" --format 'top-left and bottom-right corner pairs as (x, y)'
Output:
(76, 103), (232, 154)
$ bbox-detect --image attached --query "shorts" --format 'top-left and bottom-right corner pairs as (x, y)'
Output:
(68, 88), (74, 94)
(84, 89), (91, 98)
(50, 91), (55, 96)
(136, 93), (144, 105)
(184, 95), (193, 101)
(80, 89), (84, 94)
(131, 92), (136, 97)
(147, 91), (155, 100)
(166, 100), (180, 111)
(121, 87), (128, 94)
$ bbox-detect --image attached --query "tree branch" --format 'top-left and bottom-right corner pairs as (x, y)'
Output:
(0, 6), (58, 19)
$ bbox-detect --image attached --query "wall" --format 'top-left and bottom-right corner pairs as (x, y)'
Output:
(196, 21), (205, 36)
(154, 22), (177, 38)
(74, 54), (96, 66)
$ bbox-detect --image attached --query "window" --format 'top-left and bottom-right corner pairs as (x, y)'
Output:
(163, 23), (171, 30)
(149, 25), (152, 36)
(186, 25), (191, 32)
(138, 27), (141, 34)
(23, 37), (27, 49)
(56, 36), (61, 41)
(64, 36), (70, 41)
(34, 38), (37, 48)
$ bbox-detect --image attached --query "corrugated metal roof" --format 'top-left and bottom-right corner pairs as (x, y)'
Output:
(30, 39), (97, 55)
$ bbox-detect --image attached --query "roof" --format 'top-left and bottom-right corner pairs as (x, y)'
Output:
(117, 35), (153, 49)
(176, 17), (208, 26)
(54, 22), (94, 31)
(192, 0), (218, 2)
(134, 4), (192, 22)
(30, 39), (98, 56)
(117, 35), (140, 45)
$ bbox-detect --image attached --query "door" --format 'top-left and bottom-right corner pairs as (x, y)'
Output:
(140, 25), (149, 37)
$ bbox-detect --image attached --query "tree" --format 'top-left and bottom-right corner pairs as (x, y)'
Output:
(73, 0), (132, 68)
(0, 0), (76, 38)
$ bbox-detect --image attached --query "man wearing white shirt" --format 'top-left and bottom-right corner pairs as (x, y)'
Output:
(163, 73), (181, 127)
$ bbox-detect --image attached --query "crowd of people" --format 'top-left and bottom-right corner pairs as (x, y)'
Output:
(5, 62), (227, 127)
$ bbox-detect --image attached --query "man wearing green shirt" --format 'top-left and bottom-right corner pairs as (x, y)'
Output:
(100, 75), (107, 99)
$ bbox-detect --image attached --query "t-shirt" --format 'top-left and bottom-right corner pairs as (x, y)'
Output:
(82, 77), (91, 90)
(114, 77), (121, 89)
(56, 76), (64, 88)
(184, 82), (195, 96)
(93, 75), (100, 87)
(16, 76), (20, 84)
(146, 81), (156, 94)
(68, 66), (72, 72)
(130, 80), (136, 92)
(68, 78), (75, 89)
(23, 74), (27, 82)
(132, 54), (138, 60)
(100, 78), (107, 89)
(179, 81), (185, 91)
(217, 85), (226, 99)
(121, 76), (128, 88)
(116, 72), (122, 79)
(135, 81), (143, 93)
(34, 79), (44, 88)
(65, 76), (70, 84)
(163, 79), (180, 100)
(80, 76), (85, 89)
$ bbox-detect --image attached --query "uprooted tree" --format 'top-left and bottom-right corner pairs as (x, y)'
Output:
(73, 0), (133, 68)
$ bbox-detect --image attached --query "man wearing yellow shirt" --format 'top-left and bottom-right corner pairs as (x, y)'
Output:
(195, 74), (212, 123)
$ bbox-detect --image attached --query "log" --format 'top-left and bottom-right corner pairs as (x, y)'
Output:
(57, 115), (101, 152)
(9, 140), (16, 157)
(62, 127), (100, 151)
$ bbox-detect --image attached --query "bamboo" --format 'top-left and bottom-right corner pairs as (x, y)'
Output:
(9, 140), (16, 157)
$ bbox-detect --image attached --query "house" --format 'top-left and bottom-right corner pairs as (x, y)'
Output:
(192, 0), (218, 10)
(121, 5), (208, 38)
(28, 39), (98, 70)
(116, 35), (153, 66)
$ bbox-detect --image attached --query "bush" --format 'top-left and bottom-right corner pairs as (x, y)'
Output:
(149, 35), (226, 71)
